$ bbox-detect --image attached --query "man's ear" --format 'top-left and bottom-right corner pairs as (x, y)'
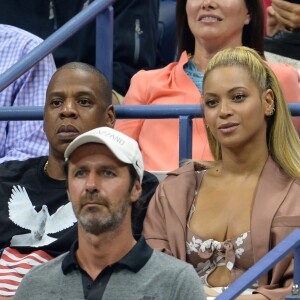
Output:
(263, 89), (275, 116)
(43, 112), (46, 132)
(130, 180), (142, 203)
(67, 190), (71, 203)
(105, 105), (116, 128)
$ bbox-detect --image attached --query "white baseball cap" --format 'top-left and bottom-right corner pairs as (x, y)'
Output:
(64, 127), (144, 182)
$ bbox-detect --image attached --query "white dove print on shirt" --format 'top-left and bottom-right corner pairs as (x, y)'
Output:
(8, 185), (77, 247)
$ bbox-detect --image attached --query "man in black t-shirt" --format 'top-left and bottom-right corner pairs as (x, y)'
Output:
(0, 62), (115, 297)
(0, 62), (158, 298)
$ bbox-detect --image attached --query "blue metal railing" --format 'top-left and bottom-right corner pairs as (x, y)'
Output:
(0, 0), (114, 92)
(95, 5), (114, 83)
(2, 103), (300, 119)
(0, 103), (300, 164)
(216, 228), (300, 299)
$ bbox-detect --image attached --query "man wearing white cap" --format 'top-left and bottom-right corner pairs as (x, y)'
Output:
(14, 127), (206, 300)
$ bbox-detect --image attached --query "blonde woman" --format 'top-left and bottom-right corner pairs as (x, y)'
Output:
(143, 47), (300, 299)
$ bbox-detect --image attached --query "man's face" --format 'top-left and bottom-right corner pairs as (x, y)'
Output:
(43, 68), (114, 157)
(67, 143), (141, 235)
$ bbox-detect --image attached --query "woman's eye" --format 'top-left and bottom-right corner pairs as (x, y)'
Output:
(233, 94), (246, 102)
(205, 99), (218, 108)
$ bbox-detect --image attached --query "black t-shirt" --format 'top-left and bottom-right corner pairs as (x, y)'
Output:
(0, 156), (77, 257)
(0, 156), (158, 256)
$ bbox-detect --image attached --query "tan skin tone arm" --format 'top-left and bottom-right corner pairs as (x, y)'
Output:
(204, 286), (268, 299)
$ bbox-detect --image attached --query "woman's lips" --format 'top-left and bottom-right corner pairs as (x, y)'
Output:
(218, 123), (239, 133)
(198, 14), (222, 23)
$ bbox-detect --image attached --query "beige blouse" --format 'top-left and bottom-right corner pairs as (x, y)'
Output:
(186, 203), (255, 288)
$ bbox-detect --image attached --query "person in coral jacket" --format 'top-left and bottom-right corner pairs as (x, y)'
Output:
(115, 0), (300, 172)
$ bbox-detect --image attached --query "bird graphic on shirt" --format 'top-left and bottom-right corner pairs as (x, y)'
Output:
(8, 185), (77, 247)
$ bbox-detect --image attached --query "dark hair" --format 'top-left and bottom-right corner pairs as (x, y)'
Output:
(176, 0), (265, 58)
(128, 165), (144, 225)
(47, 61), (112, 107)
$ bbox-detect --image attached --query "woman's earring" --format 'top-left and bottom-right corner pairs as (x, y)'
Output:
(269, 107), (275, 116)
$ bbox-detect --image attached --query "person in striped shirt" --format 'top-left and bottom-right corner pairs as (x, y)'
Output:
(0, 24), (56, 163)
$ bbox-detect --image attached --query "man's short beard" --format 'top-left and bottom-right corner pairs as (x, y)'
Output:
(76, 196), (130, 235)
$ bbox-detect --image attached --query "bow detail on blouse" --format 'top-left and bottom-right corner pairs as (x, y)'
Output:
(198, 239), (236, 271)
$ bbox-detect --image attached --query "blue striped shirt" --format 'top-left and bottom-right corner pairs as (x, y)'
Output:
(0, 24), (56, 163)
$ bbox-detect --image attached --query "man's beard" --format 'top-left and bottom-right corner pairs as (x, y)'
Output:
(74, 193), (131, 235)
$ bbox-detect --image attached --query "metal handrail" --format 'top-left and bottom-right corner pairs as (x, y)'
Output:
(1, 103), (300, 120)
(0, 103), (300, 163)
(0, 104), (202, 120)
(216, 228), (300, 299)
(0, 0), (114, 92)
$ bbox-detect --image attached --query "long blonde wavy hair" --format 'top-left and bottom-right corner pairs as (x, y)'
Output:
(202, 46), (300, 180)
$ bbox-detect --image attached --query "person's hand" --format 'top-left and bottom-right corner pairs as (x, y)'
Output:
(271, 0), (300, 31)
(266, 5), (284, 36)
